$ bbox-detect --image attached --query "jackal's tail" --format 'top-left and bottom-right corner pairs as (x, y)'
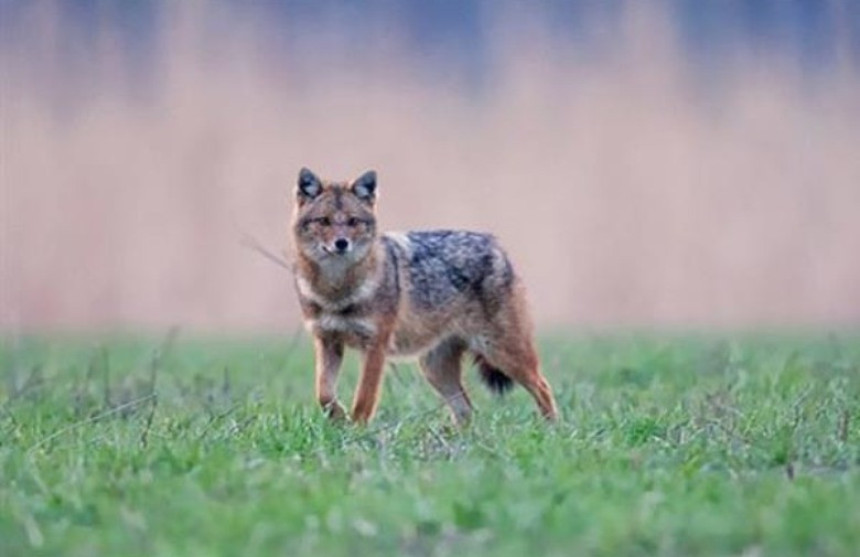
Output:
(474, 354), (514, 395)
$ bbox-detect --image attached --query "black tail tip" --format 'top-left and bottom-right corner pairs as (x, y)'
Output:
(475, 356), (514, 395)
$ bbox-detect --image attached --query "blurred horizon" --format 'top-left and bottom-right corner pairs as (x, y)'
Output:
(2, 0), (860, 333)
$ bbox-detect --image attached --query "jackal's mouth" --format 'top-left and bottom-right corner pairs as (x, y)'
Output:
(321, 245), (350, 257)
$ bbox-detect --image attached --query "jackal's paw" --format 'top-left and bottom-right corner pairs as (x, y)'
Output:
(323, 401), (347, 422)
(350, 405), (375, 426)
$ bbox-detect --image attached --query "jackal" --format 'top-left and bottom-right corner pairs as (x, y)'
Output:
(291, 168), (558, 424)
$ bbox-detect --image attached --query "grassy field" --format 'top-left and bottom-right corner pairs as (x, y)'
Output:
(1, 332), (858, 557)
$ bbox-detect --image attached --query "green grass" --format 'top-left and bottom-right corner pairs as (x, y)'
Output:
(1, 332), (859, 557)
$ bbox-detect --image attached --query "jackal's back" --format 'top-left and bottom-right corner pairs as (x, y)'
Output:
(386, 230), (516, 316)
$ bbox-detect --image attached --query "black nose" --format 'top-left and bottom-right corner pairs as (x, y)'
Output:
(334, 238), (349, 252)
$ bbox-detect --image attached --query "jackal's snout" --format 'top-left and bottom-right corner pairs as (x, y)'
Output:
(333, 238), (350, 253)
(323, 236), (351, 255)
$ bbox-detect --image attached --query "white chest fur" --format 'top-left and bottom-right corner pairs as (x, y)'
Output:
(304, 313), (377, 337)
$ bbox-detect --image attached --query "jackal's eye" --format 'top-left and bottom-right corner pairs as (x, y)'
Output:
(347, 217), (360, 227)
(317, 217), (331, 226)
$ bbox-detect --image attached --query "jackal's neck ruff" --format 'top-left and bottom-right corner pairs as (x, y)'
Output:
(294, 242), (385, 308)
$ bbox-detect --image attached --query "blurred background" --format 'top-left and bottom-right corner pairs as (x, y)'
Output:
(1, 0), (859, 334)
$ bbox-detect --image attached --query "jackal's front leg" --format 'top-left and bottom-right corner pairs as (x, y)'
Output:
(314, 336), (345, 420)
(350, 338), (390, 424)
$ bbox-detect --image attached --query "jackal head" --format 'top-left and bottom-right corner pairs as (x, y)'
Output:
(292, 168), (378, 263)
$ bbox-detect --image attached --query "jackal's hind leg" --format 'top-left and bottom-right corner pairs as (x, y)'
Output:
(419, 337), (473, 425)
(477, 335), (558, 421)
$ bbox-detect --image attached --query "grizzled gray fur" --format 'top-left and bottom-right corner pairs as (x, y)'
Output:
(386, 231), (515, 312)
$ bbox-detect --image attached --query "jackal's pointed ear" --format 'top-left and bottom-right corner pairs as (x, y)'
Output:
(351, 170), (377, 203)
(297, 167), (323, 201)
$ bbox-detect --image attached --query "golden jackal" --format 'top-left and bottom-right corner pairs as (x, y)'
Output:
(291, 168), (558, 424)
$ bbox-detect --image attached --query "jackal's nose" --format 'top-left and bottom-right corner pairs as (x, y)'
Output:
(334, 238), (350, 253)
